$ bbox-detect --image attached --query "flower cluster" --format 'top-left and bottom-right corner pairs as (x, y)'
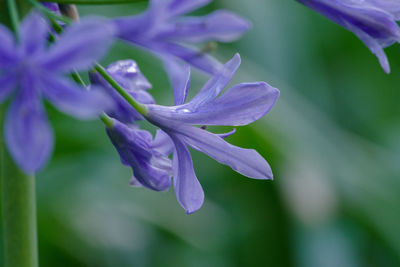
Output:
(0, 0), (280, 213)
(92, 55), (279, 213)
(297, 0), (400, 73)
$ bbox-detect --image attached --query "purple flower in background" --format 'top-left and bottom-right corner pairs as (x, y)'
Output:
(42, 2), (60, 13)
(114, 0), (251, 88)
(144, 54), (280, 213)
(0, 12), (115, 173)
(90, 60), (154, 124)
(106, 120), (172, 191)
(297, 0), (400, 73)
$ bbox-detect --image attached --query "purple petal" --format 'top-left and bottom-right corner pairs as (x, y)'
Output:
(169, 0), (212, 17)
(107, 120), (172, 191)
(161, 11), (251, 43)
(152, 129), (174, 155)
(179, 126), (273, 180)
(187, 54), (241, 108)
(161, 56), (190, 105)
(297, 0), (400, 73)
(145, 41), (223, 75)
(0, 24), (18, 67)
(5, 74), (53, 173)
(20, 12), (48, 56)
(0, 73), (16, 102)
(365, 0), (400, 19)
(170, 134), (204, 214)
(39, 18), (115, 73)
(147, 82), (280, 126)
(130, 175), (143, 187)
(89, 60), (154, 123)
(39, 75), (113, 119)
(216, 128), (236, 139)
(106, 60), (152, 91)
(42, 2), (60, 12)
(345, 21), (391, 73)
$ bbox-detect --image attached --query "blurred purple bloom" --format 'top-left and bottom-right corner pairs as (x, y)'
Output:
(42, 2), (60, 13)
(106, 120), (172, 191)
(0, 12), (115, 173)
(297, 0), (400, 73)
(114, 0), (251, 90)
(90, 60), (154, 124)
(145, 54), (280, 213)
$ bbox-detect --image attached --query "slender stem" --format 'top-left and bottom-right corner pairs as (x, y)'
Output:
(0, 137), (38, 267)
(7, 0), (19, 36)
(39, 0), (145, 4)
(94, 64), (148, 116)
(100, 112), (114, 128)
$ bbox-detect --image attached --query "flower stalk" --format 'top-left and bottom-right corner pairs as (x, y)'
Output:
(0, 129), (38, 267)
(1, 1), (39, 266)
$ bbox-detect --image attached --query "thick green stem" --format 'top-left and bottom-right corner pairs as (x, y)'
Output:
(0, 107), (39, 267)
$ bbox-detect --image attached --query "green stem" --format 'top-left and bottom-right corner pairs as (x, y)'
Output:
(39, 0), (145, 4)
(1, 107), (38, 267)
(7, 0), (19, 36)
(100, 112), (114, 128)
(94, 64), (148, 116)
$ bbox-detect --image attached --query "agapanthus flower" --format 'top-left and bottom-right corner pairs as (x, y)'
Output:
(297, 0), (400, 73)
(101, 54), (279, 213)
(90, 60), (154, 124)
(0, 12), (115, 173)
(114, 0), (251, 92)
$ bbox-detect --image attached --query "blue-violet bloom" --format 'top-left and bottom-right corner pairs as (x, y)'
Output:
(0, 12), (115, 173)
(297, 0), (400, 73)
(90, 60), (154, 124)
(106, 121), (173, 191)
(144, 54), (280, 213)
(114, 0), (251, 90)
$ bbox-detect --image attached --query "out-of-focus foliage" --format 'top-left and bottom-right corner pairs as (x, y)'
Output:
(2, 0), (400, 266)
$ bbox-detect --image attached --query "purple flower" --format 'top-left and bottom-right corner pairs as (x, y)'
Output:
(114, 0), (251, 88)
(90, 60), (154, 124)
(297, 0), (400, 73)
(42, 2), (60, 13)
(0, 12), (115, 173)
(106, 120), (172, 191)
(144, 54), (280, 213)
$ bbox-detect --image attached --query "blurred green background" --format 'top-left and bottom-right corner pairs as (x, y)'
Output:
(2, 0), (400, 266)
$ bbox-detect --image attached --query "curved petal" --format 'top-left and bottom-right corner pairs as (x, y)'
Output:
(147, 41), (223, 75)
(0, 73), (17, 102)
(161, 11), (251, 43)
(39, 75), (113, 119)
(107, 120), (172, 191)
(20, 12), (48, 55)
(169, 0), (212, 17)
(152, 129), (174, 155)
(161, 56), (190, 105)
(345, 21), (391, 73)
(170, 134), (204, 214)
(0, 24), (17, 67)
(179, 126), (273, 180)
(39, 18), (116, 73)
(147, 82), (280, 127)
(5, 75), (53, 173)
(187, 53), (241, 108)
